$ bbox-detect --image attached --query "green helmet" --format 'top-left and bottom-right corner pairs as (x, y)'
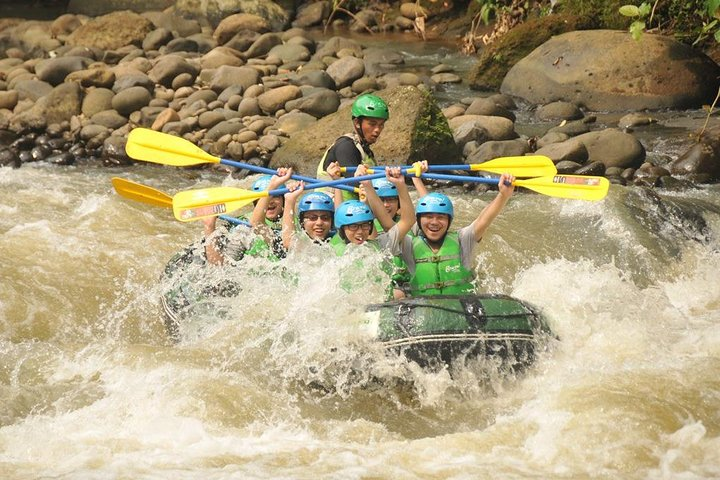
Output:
(351, 94), (389, 120)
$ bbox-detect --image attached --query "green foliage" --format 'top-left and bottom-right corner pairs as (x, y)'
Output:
(617, 0), (720, 45)
(619, 1), (651, 40)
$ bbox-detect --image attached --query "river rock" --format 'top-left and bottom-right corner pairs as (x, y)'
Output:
(82, 88), (115, 117)
(35, 56), (91, 86)
(668, 125), (720, 182)
(535, 139), (588, 164)
(569, 128), (645, 169)
(502, 30), (720, 111)
(271, 85), (459, 173)
(284, 88), (340, 118)
(112, 86), (152, 116)
(292, 1), (330, 28)
(214, 13), (270, 44)
(12, 79), (53, 102)
(66, 11), (154, 51)
(244, 32), (283, 59)
(326, 56), (366, 88)
(0, 91), (18, 110)
(67, 0), (174, 16)
(91, 110), (128, 129)
(257, 85), (302, 115)
(275, 111), (317, 136)
(208, 65), (260, 93)
(466, 139), (530, 164)
(448, 115), (518, 141)
(464, 97), (515, 121)
(536, 101), (583, 121)
(618, 113), (657, 130)
(143, 28), (174, 51)
(66, 67), (116, 89)
(175, 0), (289, 31)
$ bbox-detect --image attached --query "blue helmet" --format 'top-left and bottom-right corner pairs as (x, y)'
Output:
(297, 191), (334, 215)
(371, 177), (398, 198)
(335, 200), (374, 229)
(416, 193), (453, 219)
(252, 175), (272, 192)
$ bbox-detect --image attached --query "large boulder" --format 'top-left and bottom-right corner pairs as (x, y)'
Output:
(270, 85), (460, 174)
(501, 30), (720, 111)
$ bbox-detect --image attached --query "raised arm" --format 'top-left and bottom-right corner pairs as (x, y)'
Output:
(250, 168), (292, 227)
(410, 160), (429, 197)
(358, 164), (391, 227)
(388, 167), (414, 239)
(203, 216), (225, 265)
(326, 161), (344, 209)
(469, 172), (515, 242)
(282, 182), (305, 250)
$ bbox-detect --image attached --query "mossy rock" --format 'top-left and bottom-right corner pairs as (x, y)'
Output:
(270, 85), (460, 174)
(467, 14), (597, 91)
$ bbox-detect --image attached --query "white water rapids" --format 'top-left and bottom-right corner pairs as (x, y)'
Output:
(1, 160), (719, 479)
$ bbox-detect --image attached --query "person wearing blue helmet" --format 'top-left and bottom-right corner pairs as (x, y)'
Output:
(281, 180), (336, 250)
(249, 174), (285, 230)
(316, 94), (389, 202)
(328, 165), (415, 298)
(399, 173), (516, 296)
(203, 173), (287, 265)
(371, 160), (429, 235)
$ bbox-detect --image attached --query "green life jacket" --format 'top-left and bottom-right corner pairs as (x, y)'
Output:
(329, 233), (395, 299)
(316, 133), (375, 202)
(409, 232), (475, 296)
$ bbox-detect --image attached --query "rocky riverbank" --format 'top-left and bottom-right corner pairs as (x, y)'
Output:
(0, 7), (719, 188)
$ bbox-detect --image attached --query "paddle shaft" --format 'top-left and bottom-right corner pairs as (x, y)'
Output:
(219, 158), (357, 193)
(263, 171), (388, 197)
(420, 172), (507, 185)
(220, 215), (249, 227)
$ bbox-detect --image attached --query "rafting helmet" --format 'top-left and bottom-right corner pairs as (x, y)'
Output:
(416, 193), (454, 219)
(334, 200), (375, 229)
(252, 175), (272, 192)
(297, 192), (334, 218)
(371, 177), (398, 198)
(351, 94), (389, 120)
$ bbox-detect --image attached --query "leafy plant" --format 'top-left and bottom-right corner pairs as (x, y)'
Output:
(619, 1), (653, 40)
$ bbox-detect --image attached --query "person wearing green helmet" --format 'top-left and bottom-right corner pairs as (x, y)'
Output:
(316, 93), (389, 202)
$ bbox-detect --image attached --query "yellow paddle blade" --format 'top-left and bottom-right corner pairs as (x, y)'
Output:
(126, 128), (219, 166)
(515, 175), (610, 201)
(172, 187), (267, 222)
(470, 155), (557, 177)
(111, 177), (173, 208)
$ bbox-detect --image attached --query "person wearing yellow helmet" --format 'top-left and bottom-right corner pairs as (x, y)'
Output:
(316, 93), (389, 201)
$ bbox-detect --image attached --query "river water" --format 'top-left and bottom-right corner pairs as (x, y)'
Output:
(2, 34), (720, 479)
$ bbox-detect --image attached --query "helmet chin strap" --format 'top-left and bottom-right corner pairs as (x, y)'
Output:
(352, 117), (370, 147)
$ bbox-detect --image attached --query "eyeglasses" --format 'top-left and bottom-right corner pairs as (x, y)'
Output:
(304, 213), (332, 222)
(345, 222), (373, 232)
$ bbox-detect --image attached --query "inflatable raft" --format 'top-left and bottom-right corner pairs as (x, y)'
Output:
(365, 294), (551, 370)
(160, 241), (551, 370)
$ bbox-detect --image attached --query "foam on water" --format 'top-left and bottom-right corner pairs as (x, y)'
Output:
(2, 164), (720, 478)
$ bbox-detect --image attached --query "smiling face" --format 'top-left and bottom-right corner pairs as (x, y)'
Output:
(381, 196), (399, 217)
(265, 196), (284, 221)
(419, 213), (450, 245)
(301, 211), (332, 241)
(342, 221), (373, 245)
(355, 117), (386, 144)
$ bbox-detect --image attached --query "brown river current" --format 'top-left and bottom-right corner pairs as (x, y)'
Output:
(2, 36), (720, 479)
